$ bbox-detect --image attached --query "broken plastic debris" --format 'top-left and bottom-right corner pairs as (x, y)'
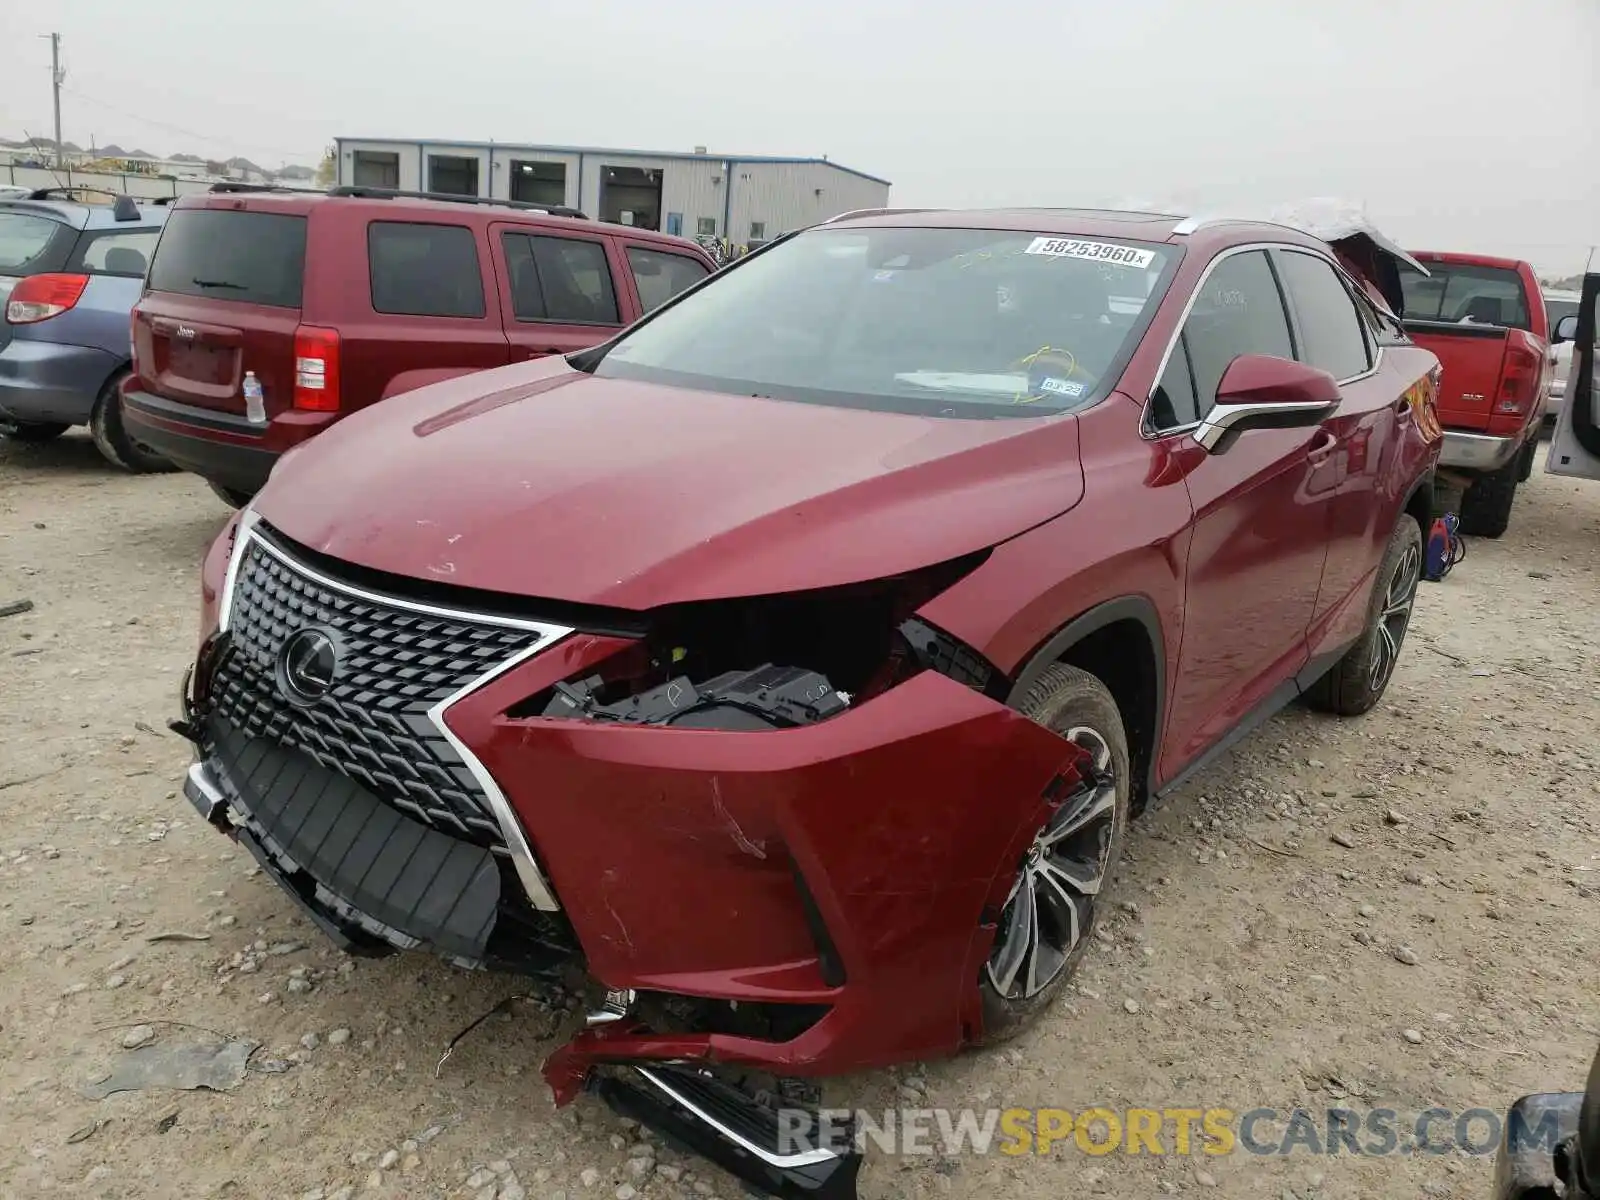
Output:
(79, 1038), (259, 1099)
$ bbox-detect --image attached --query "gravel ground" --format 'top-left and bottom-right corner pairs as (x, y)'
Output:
(2, 431), (1597, 1200)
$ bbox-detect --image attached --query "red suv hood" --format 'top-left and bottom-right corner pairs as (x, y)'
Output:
(255, 360), (1085, 608)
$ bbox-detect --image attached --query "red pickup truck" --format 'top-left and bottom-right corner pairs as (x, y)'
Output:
(1398, 252), (1550, 536)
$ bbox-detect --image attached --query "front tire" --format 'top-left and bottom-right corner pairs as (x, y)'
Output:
(1305, 516), (1423, 717)
(90, 372), (174, 474)
(0, 418), (70, 444)
(976, 664), (1130, 1045)
(206, 482), (255, 509)
(1458, 454), (1519, 538)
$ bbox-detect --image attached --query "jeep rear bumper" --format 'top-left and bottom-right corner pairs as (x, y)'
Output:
(122, 384), (336, 496)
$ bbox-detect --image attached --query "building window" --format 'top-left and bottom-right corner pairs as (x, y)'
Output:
(697, 217), (717, 237)
(428, 154), (479, 196)
(368, 222), (485, 318)
(749, 222), (765, 240)
(510, 160), (566, 207)
(352, 150), (399, 189)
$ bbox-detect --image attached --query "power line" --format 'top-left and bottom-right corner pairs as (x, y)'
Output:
(58, 85), (319, 164)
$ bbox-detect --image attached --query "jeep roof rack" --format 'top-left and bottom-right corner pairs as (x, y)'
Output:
(207, 181), (325, 195)
(324, 185), (587, 219)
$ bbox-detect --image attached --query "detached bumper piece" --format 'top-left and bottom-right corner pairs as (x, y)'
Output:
(191, 725), (500, 963)
(591, 1064), (861, 1200)
(1493, 1091), (1584, 1200)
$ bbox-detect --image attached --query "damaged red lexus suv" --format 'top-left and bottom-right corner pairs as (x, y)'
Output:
(173, 208), (1441, 1197)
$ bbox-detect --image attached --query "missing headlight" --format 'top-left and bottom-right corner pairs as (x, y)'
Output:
(515, 552), (1001, 725)
(544, 664), (848, 730)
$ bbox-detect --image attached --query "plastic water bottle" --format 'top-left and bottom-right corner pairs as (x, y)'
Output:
(243, 371), (266, 425)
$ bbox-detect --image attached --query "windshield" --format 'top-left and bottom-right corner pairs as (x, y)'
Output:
(589, 226), (1179, 418)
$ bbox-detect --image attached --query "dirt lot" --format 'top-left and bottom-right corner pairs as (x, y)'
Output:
(1, 431), (1597, 1200)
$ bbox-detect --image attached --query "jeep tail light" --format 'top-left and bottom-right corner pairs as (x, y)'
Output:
(1495, 338), (1539, 416)
(293, 325), (340, 412)
(5, 273), (89, 324)
(129, 310), (140, 377)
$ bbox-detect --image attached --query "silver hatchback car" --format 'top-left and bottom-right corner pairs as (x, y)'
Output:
(0, 190), (171, 470)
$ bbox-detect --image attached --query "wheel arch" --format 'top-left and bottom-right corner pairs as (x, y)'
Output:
(1401, 470), (1434, 537)
(1005, 596), (1166, 812)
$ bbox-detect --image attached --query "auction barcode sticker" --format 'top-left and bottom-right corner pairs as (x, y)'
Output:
(1025, 237), (1156, 268)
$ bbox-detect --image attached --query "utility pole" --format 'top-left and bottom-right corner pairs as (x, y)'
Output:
(45, 33), (64, 167)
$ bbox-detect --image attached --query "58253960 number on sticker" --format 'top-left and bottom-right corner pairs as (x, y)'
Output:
(1025, 237), (1156, 269)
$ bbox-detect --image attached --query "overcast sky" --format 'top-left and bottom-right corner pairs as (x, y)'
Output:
(3, 0), (1595, 274)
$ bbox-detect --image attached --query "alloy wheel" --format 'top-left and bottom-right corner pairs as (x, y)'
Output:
(985, 727), (1118, 1001)
(1369, 542), (1421, 691)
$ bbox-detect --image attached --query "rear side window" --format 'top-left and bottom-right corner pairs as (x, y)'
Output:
(500, 233), (619, 324)
(74, 229), (161, 277)
(0, 211), (74, 273)
(626, 246), (708, 314)
(147, 209), (306, 306)
(368, 222), (485, 318)
(1399, 262), (1531, 330)
(1181, 250), (1295, 407)
(1276, 250), (1370, 380)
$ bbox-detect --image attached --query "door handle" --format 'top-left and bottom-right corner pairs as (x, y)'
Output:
(1306, 430), (1339, 461)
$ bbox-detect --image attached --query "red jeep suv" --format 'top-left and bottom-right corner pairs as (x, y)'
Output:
(122, 185), (715, 506)
(172, 209), (1440, 1197)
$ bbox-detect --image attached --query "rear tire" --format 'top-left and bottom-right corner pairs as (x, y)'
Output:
(1516, 437), (1536, 483)
(1306, 516), (1423, 717)
(0, 418), (70, 443)
(90, 372), (174, 474)
(975, 664), (1129, 1046)
(1458, 455), (1519, 538)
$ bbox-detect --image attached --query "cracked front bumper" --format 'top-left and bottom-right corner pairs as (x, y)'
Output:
(184, 517), (1089, 1082)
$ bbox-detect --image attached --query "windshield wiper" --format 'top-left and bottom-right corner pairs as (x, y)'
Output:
(191, 277), (245, 290)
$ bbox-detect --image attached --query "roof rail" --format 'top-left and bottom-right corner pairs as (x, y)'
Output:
(26, 185), (121, 202)
(1170, 213), (1308, 237)
(324, 186), (588, 219)
(822, 206), (943, 224)
(208, 181), (323, 195)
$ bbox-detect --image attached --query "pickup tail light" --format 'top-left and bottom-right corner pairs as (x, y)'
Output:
(6, 273), (89, 324)
(1495, 335), (1540, 416)
(293, 325), (340, 412)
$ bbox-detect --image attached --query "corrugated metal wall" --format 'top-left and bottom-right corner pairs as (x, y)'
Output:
(728, 162), (889, 241)
(335, 140), (891, 236)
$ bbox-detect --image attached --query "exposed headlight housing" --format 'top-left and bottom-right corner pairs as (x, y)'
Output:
(521, 551), (1001, 729)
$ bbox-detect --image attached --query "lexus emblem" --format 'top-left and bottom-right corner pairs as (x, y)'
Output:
(277, 628), (339, 706)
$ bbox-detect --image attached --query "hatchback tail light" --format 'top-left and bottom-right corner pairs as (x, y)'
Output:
(6, 273), (89, 324)
(1495, 336), (1540, 416)
(293, 325), (340, 412)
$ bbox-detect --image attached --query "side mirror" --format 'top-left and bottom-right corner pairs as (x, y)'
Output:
(1553, 313), (1580, 345)
(1194, 354), (1342, 454)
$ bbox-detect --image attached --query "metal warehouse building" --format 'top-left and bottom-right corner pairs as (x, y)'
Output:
(333, 138), (891, 241)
